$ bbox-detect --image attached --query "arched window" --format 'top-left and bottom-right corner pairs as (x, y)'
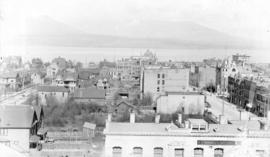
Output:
(133, 147), (143, 157)
(112, 146), (122, 157)
(194, 148), (203, 157)
(214, 148), (224, 157)
(154, 147), (163, 157)
(175, 148), (184, 157)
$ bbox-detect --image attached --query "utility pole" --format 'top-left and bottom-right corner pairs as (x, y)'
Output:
(222, 76), (225, 116)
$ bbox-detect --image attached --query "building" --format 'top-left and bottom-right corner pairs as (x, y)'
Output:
(0, 72), (20, 91)
(113, 100), (138, 114)
(73, 87), (106, 104)
(189, 65), (218, 91)
(83, 122), (96, 138)
(46, 63), (59, 79)
(228, 76), (257, 109)
(0, 105), (43, 154)
(37, 85), (69, 105)
(99, 66), (118, 80)
(116, 57), (141, 81)
(232, 54), (250, 67)
(156, 92), (205, 114)
(0, 143), (27, 157)
(141, 67), (190, 99)
(104, 113), (270, 157)
(228, 76), (270, 117)
(116, 50), (157, 81)
(30, 71), (46, 85)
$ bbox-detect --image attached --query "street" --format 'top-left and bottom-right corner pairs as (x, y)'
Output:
(206, 93), (257, 121)
(0, 86), (37, 106)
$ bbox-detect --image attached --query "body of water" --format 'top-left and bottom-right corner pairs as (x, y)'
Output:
(8, 46), (270, 63)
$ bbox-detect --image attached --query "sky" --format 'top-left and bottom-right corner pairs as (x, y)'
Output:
(0, 0), (270, 62)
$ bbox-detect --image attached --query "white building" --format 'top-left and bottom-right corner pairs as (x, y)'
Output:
(37, 85), (69, 105)
(141, 67), (190, 99)
(156, 92), (205, 114)
(30, 72), (45, 85)
(46, 63), (59, 78)
(0, 72), (19, 90)
(104, 113), (270, 157)
(0, 105), (42, 155)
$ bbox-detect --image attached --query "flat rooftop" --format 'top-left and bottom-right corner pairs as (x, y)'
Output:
(104, 119), (270, 138)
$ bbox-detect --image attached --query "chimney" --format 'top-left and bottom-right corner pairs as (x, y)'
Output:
(267, 111), (270, 122)
(219, 115), (227, 124)
(184, 120), (189, 129)
(178, 113), (182, 124)
(239, 110), (249, 120)
(130, 112), (135, 123)
(155, 114), (160, 124)
(107, 113), (112, 122)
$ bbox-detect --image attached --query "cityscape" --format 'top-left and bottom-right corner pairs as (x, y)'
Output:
(1, 0), (270, 157)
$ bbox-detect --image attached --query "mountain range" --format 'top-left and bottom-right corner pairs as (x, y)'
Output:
(23, 16), (254, 49)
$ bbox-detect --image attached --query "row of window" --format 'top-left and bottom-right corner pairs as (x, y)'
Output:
(112, 147), (224, 157)
(42, 92), (66, 97)
(0, 129), (8, 136)
(157, 80), (165, 85)
(157, 74), (165, 79)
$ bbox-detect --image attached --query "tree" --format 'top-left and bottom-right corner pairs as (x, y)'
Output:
(75, 62), (83, 71)
(52, 57), (67, 70)
(31, 58), (43, 69)
(67, 60), (74, 68)
(140, 92), (153, 106)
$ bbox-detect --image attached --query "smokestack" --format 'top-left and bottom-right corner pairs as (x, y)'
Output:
(178, 114), (182, 124)
(155, 114), (160, 124)
(130, 112), (135, 123)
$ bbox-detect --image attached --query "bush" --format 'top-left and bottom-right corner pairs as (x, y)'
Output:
(44, 99), (108, 128)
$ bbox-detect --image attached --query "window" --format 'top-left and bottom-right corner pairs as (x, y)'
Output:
(214, 148), (224, 157)
(157, 87), (160, 92)
(154, 147), (163, 157)
(157, 80), (160, 85)
(162, 80), (165, 85)
(256, 150), (266, 157)
(157, 74), (160, 78)
(0, 129), (8, 136)
(200, 125), (206, 131)
(162, 74), (165, 78)
(133, 147), (143, 157)
(194, 148), (203, 157)
(192, 125), (199, 131)
(175, 148), (184, 157)
(112, 146), (122, 157)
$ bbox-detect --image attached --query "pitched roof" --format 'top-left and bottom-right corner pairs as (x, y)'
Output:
(32, 105), (44, 121)
(78, 68), (100, 80)
(0, 72), (18, 78)
(37, 85), (69, 93)
(63, 72), (77, 81)
(115, 100), (137, 109)
(83, 122), (96, 129)
(0, 105), (36, 128)
(73, 88), (105, 99)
